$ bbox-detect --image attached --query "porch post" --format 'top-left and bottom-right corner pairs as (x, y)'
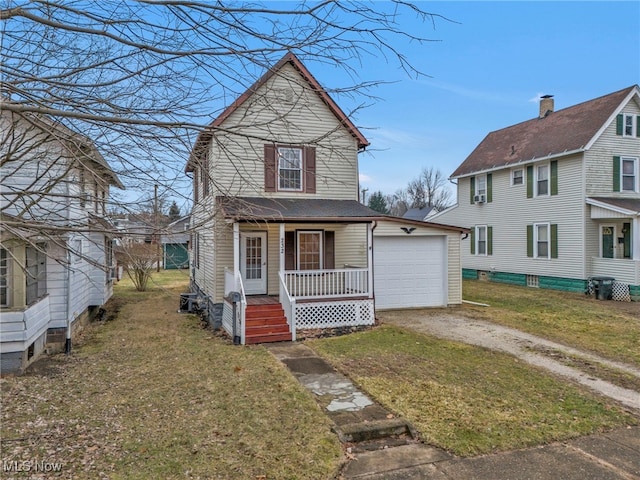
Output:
(367, 222), (373, 298)
(279, 223), (285, 273)
(633, 217), (640, 261)
(233, 222), (240, 279)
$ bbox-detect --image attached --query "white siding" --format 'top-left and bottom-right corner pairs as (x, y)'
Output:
(436, 155), (587, 280)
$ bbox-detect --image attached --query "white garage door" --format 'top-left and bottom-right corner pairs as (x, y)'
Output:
(374, 236), (447, 309)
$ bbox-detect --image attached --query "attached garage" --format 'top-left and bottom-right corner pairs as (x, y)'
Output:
(373, 219), (466, 310)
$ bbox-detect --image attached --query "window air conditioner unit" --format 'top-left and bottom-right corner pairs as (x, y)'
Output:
(474, 194), (486, 203)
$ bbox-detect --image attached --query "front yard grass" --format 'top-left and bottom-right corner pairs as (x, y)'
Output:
(1, 270), (342, 479)
(309, 326), (637, 457)
(461, 279), (640, 367)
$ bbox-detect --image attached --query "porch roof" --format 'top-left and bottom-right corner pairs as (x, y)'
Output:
(587, 197), (640, 216)
(217, 196), (381, 223)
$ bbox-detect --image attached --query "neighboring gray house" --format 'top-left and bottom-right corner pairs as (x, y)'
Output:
(432, 86), (640, 300)
(162, 215), (190, 269)
(1, 109), (123, 373)
(403, 206), (438, 221)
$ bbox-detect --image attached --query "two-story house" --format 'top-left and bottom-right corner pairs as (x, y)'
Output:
(432, 85), (640, 301)
(187, 53), (466, 344)
(1, 108), (123, 373)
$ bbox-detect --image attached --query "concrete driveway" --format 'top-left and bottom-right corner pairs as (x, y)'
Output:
(377, 309), (640, 413)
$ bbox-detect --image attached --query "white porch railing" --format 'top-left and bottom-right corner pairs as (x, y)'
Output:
(283, 268), (369, 299)
(223, 268), (247, 344)
(279, 272), (296, 342)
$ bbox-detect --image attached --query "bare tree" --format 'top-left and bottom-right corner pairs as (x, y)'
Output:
(405, 167), (453, 211)
(1, 1), (451, 265)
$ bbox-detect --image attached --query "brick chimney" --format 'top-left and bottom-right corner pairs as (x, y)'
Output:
(539, 94), (554, 118)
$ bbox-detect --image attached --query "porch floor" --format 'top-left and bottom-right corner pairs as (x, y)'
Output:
(246, 295), (280, 306)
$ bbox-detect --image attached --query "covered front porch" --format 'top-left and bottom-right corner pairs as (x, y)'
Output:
(587, 197), (640, 298)
(217, 197), (379, 344)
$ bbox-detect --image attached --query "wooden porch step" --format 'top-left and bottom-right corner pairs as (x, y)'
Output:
(245, 331), (292, 344)
(244, 302), (291, 344)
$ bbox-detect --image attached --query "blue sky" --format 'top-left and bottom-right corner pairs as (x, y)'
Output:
(308, 1), (640, 198)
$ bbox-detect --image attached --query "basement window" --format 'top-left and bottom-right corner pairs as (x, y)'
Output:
(526, 275), (539, 288)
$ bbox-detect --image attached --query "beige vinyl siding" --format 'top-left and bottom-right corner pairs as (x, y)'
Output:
(207, 63), (360, 201)
(373, 220), (462, 305)
(586, 98), (640, 197)
(334, 224), (368, 268)
(437, 156), (587, 280)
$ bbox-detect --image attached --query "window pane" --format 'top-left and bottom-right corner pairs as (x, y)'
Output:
(298, 232), (321, 270)
(0, 249), (7, 306)
(537, 165), (548, 180)
(278, 148), (302, 190)
(245, 237), (262, 280)
(622, 159), (635, 174)
(537, 179), (548, 195)
(622, 176), (635, 191)
(513, 170), (523, 185)
(476, 176), (486, 195)
(537, 241), (548, 257)
(625, 115), (633, 136)
(536, 225), (548, 258)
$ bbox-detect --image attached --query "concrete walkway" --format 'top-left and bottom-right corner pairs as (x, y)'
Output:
(265, 342), (640, 479)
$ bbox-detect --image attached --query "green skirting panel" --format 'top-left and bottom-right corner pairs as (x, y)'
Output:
(538, 276), (587, 293)
(462, 269), (477, 280)
(629, 285), (640, 301)
(489, 271), (527, 286)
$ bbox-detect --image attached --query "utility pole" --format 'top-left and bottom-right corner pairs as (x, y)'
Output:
(361, 188), (368, 205)
(155, 184), (160, 272)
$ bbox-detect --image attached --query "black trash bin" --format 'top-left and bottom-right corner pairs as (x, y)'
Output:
(590, 276), (615, 300)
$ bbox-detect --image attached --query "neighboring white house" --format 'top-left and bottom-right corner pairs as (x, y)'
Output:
(432, 86), (640, 300)
(187, 52), (466, 344)
(1, 108), (123, 373)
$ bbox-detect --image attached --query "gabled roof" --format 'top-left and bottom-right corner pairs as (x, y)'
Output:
(587, 197), (640, 216)
(403, 206), (436, 221)
(451, 85), (639, 178)
(186, 52), (369, 173)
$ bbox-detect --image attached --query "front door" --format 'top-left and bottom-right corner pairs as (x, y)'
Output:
(241, 232), (267, 295)
(601, 225), (615, 259)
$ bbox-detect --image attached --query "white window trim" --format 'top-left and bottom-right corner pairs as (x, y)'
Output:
(535, 163), (550, 197)
(534, 222), (550, 259)
(623, 113), (637, 138)
(621, 156), (639, 192)
(277, 147), (303, 192)
(511, 168), (524, 186)
(475, 174), (487, 196)
(0, 247), (10, 307)
(475, 225), (487, 256)
(296, 230), (323, 270)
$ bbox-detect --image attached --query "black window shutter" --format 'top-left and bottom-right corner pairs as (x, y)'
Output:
(487, 173), (493, 202)
(304, 146), (316, 193)
(324, 231), (335, 269)
(526, 166), (533, 198)
(470, 176), (476, 204)
(616, 114), (623, 136)
(487, 226), (493, 256)
(470, 228), (475, 255)
(550, 160), (558, 195)
(284, 231), (295, 270)
(264, 144), (277, 192)
(613, 156), (621, 192)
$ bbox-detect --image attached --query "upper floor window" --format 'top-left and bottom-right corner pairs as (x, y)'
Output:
(470, 173), (491, 203)
(0, 248), (9, 307)
(536, 164), (549, 196)
(278, 147), (303, 191)
(621, 157), (638, 192)
(512, 169), (524, 186)
(624, 114), (636, 137)
(475, 175), (486, 196)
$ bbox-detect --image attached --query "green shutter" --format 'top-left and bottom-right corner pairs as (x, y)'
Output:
(613, 156), (621, 192)
(550, 224), (558, 258)
(526, 166), (533, 198)
(487, 173), (493, 203)
(550, 160), (558, 195)
(616, 114), (623, 135)
(526, 225), (533, 257)
(637, 116), (640, 137)
(470, 176), (476, 204)
(487, 226), (493, 256)
(470, 228), (475, 255)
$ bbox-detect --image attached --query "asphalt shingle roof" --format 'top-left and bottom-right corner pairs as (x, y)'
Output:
(451, 86), (638, 178)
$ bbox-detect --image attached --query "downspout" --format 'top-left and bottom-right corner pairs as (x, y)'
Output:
(65, 250), (73, 355)
(369, 220), (377, 311)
